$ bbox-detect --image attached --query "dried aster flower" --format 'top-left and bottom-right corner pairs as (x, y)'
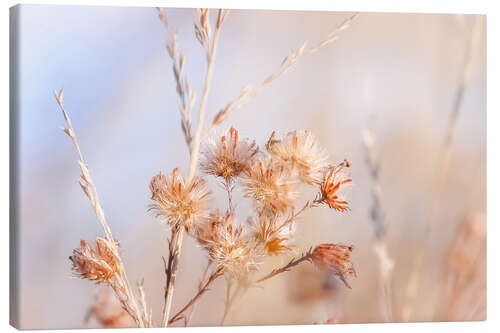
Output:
(70, 238), (120, 283)
(319, 161), (352, 212)
(266, 130), (329, 184)
(242, 158), (297, 216)
(311, 243), (356, 288)
(149, 168), (210, 233)
(198, 212), (260, 278)
(200, 127), (259, 181)
(249, 215), (291, 256)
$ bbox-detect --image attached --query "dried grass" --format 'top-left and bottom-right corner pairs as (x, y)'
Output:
(56, 8), (360, 328)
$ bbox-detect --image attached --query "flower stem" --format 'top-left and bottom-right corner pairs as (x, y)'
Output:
(256, 249), (313, 283)
(161, 9), (227, 326)
(168, 267), (223, 325)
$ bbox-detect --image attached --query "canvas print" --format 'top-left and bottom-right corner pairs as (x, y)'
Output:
(9, 4), (486, 329)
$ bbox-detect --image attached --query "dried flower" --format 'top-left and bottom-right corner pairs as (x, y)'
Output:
(266, 130), (329, 184)
(242, 158), (297, 216)
(201, 127), (259, 182)
(70, 238), (120, 283)
(311, 243), (356, 288)
(249, 215), (291, 255)
(319, 162), (352, 212)
(149, 168), (210, 233)
(198, 212), (260, 278)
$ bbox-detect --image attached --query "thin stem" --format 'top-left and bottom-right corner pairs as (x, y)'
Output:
(209, 12), (359, 132)
(373, 241), (395, 322)
(218, 249), (315, 325)
(402, 16), (481, 322)
(55, 90), (145, 328)
(168, 267), (224, 325)
(161, 9), (227, 326)
(224, 179), (234, 214)
(220, 281), (245, 326)
(160, 227), (179, 327)
(162, 229), (184, 326)
(276, 200), (320, 232)
(362, 117), (394, 321)
(188, 9), (224, 180)
(256, 249), (313, 283)
(185, 260), (215, 326)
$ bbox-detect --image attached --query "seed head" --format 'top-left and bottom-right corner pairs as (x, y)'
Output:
(242, 158), (297, 216)
(249, 215), (291, 255)
(200, 127), (259, 181)
(198, 212), (260, 278)
(311, 243), (356, 288)
(149, 168), (210, 233)
(69, 238), (120, 283)
(319, 162), (352, 212)
(266, 130), (329, 184)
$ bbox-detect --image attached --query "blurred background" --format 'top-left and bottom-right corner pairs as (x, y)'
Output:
(12, 4), (486, 329)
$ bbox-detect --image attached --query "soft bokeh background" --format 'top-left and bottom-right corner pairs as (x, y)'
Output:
(12, 4), (486, 329)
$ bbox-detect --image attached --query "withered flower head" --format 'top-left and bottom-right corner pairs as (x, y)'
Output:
(311, 243), (356, 288)
(200, 127), (259, 181)
(266, 130), (329, 184)
(198, 212), (260, 278)
(69, 238), (119, 283)
(249, 215), (291, 256)
(149, 168), (210, 233)
(319, 161), (352, 212)
(242, 158), (297, 216)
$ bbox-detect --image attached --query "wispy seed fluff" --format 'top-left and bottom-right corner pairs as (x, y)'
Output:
(249, 215), (291, 256)
(69, 238), (120, 283)
(149, 168), (210, 233)
(200, 127), (259, 182)
(197, 212), (260, 278)
(266, 130), (329, 184)
(242, 157), (297, 216)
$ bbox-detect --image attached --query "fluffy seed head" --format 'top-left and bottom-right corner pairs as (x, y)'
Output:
(200, 127), (259, 181)
(242, 158), (297, 216)
(198, 212), (260, 278)
(69, 238), (120, 283)
(149, 168), (210, 233)
(249, 215), (291, 255)
(319, 162), (352, 212)
(266, 130), (329, 184)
